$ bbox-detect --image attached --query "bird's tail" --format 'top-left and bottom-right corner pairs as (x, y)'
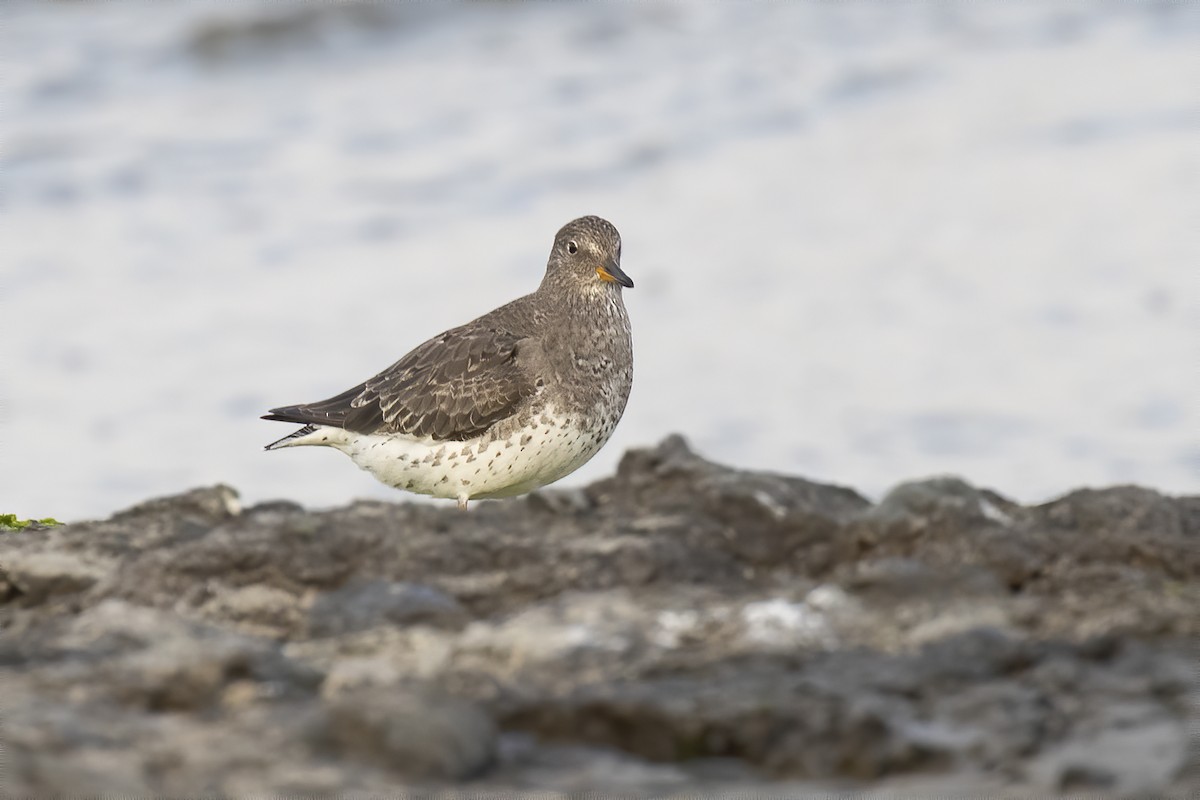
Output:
(264, 424), (322, 451)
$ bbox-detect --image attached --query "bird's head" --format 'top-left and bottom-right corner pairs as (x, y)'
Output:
(544, 215), (633, 294)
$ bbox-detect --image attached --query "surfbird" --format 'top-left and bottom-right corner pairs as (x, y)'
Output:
(263, 215), (634, 510)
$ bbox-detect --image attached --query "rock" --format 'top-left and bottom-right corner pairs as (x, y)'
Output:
(318, 689), (496, 780)
(595, 435), (871, 572)
(1026, 719), (1187, 794)
(842, 557), (1005, 601)
(199, 583), (305, 636)
(871, 476), (1013, 526)
(526, 487), (595, 515)
(489, 733), (702, 792)
(499, 649), (962, 779)
(1036, 485), (1191, 537)
(0, 436), (1194, 795)
(1029, 486), (1200, 581)
(2, 551), (112, 604)
(605, 435), (871, 524)
(25, 600), (322, 711)
(110, 484), (242, 523)
(308, 580), (468, 637)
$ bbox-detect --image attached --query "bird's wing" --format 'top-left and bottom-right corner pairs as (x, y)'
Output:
(263, 323), (537, 441)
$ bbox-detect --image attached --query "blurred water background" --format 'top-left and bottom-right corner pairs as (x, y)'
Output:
(3, 1), (1196, 521)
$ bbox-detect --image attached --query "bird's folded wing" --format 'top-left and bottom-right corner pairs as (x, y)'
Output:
(265, 325), (536, 441)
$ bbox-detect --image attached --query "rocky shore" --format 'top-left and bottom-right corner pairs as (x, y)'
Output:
(2, 436), (1196, 796)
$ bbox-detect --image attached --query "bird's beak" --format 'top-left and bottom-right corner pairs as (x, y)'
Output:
(596, 257), (634, 288)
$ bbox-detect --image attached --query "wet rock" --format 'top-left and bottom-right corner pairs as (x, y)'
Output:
(0, 435), (1193, 795)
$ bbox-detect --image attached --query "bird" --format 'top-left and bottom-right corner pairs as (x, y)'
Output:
(262, 215), (634, 511)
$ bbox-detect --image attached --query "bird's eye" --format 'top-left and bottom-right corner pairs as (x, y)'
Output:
(566, 241), (578, 254)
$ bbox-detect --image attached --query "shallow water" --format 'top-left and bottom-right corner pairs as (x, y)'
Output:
(4, 1), (1197, 520)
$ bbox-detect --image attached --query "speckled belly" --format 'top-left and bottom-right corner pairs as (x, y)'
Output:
(342, 407), (617, 500)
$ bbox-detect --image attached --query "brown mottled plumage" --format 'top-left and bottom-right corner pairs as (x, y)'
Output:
(263, 216), (634, 509)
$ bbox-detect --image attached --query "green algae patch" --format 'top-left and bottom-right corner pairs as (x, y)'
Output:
(0, 514), (62, 531)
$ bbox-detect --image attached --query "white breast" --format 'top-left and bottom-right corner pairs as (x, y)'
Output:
(338, 405), (615, 501)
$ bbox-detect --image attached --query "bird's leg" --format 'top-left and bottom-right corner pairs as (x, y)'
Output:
(457, 494), (470, 512)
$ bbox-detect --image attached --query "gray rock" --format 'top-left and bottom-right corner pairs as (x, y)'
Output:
(199, 583), (305, 636)
(1036, 485), (1194, 537)
(0, 435), (1194, 795)
(843, 557), (1006, 601)
(319, 689), (496, 780)
(308, 580), (468, 637)
(109, 483), (242, 523)
(18, 600), (322, 710)
(2, 551), (112, 604)
(596, 435), (871, 572)
(871, 476), (1012, 526)
(526, 486), (595, 515)
(1026, 719), (1188, 794)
